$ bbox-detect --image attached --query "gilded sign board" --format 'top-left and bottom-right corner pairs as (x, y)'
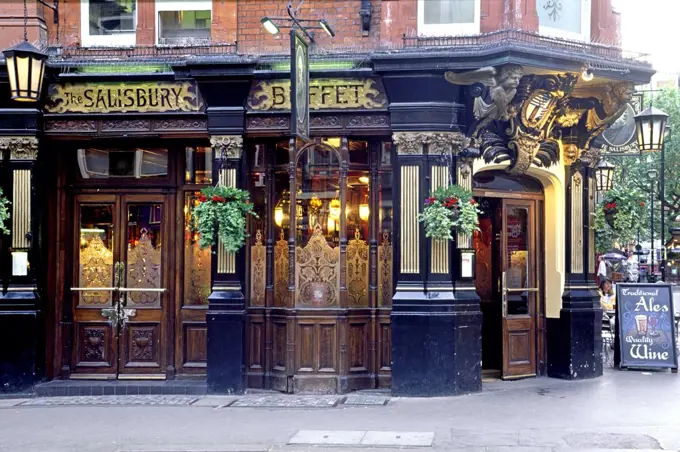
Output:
(247, 78), (387, 111)
(44, 81), (204, 114)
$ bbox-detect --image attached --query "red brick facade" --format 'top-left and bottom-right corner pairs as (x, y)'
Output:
(3, 0), (622, 51)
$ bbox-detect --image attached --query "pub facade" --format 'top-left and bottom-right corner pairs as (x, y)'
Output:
(0, 0), (654, 395)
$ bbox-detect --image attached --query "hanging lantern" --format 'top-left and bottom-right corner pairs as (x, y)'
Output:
(634, 106), (669, 152)
(359, 203), (370, 221)
(3, 40), (48, 102)
(329, 198), (341, 220)
(594, 159), (615, 192)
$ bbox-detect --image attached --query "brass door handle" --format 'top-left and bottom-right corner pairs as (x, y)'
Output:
(502, 271), (508, 318)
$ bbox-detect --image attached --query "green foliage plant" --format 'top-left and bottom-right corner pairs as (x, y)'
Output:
(191, 185), (257, 252)
(0, 188), (9, 236)
(596, 185), (646, 251)
(418, 185), (481, 240)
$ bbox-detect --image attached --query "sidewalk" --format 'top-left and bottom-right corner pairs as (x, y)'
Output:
(0, 370), (679, 452)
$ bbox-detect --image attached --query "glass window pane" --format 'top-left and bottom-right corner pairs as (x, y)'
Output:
(348, 140), (369, 165)
(77, 149), (168, 179)
(506, 207), (529, 289)
(184, 192), (211, 306)
(89, 0), (136, 35)
(158, 10), (211, 45)
(185, 147), (213, 184)
(78, 204), (115, 306)
(424, 0), (475, 25)
(537, 0), (582, 34)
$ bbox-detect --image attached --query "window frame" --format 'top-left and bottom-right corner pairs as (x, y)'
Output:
(155, 0), (212, 46)
(537, 0), (592, 41)
(80, 0), (138, 48)
(417, 0), (481, 37)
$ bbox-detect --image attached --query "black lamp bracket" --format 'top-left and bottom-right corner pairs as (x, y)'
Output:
(37, 0), (58, 24)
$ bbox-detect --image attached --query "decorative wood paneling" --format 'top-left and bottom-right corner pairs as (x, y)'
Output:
(250, 230), (266, 306)
(129, 326), (157, 363)
(400, 165), (420, 274)
(318, 324), (336, 371)
(274, 232), (289, 307)
(430, 165), (449, 274)
(298, 323), (315, 371)
(379, 319), (391, 371)
(80, 326), (107, 364)
(571, 171), (584, 273)
(183, 325), (208, 365)
(295, 225), (340, 307)
(349, 322), (368, 372)
(273, 321), (287, 370)
(378, 230), (393, 307)
(248, 321), (265, 370)
(346, 230), (369, 307)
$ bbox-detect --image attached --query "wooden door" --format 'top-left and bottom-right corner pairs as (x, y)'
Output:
(501, 199), (538, 379)
(71, 194), (170, 378)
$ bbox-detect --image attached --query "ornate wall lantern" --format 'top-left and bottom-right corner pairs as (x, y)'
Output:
(634, 106), (669, 152)
(595, 159), (615, 192)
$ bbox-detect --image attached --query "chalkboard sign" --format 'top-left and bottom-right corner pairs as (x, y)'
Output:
(616, 284), (678, 370)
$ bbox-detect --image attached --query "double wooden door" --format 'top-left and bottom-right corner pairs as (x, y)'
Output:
(71, 193), (170, 378)
(500, 198), (539, 379)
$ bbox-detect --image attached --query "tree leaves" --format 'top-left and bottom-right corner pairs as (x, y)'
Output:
(0, 188), (9, 236)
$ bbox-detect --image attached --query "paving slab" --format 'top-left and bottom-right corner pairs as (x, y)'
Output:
(343, 394), (390, 406)
(561, 432), (662, 450)
(450, 430), (520, 447)
(231, 395), (340, 408)
(190, 396), (238, 407)
(18, 395), (198, 406)
(288, 430), (366, 445)
(0, 398), (28, 408)
(361, 430), (434, 447)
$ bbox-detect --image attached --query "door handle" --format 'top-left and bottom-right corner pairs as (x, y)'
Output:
(502, 271), (508, 318)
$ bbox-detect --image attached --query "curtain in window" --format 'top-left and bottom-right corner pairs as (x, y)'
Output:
(423, 0), (475, 25)
(536, 0), (582, 34)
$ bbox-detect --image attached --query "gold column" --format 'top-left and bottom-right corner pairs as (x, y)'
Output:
(571, 171), (584, 274)
(430, 165), (449, 274)
(1, 137), (38, 251)
(456, 159), (473, 249)
(210, 135), (243, 275)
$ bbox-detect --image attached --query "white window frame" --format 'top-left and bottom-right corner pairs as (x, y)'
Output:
(80, 0), (137, 48)
(538, 0), (591, 41)
(417, 0), (481, 37)
(155, 0), (212, 46)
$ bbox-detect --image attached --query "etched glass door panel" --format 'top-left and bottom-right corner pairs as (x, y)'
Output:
(125, 203), (163, 307)
(78, 204), (115, 306)
(295, 146), (340, 307)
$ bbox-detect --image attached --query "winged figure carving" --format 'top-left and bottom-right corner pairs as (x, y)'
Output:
(445, 64), (524, 140)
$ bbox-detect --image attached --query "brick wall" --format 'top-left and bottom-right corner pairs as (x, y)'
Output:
(591, 0), (621, 46)
(0, 0), (47, 48)
(47, 0), (80, 47)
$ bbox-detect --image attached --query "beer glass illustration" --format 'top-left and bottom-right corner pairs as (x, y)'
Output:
(635, 315), (648, 336)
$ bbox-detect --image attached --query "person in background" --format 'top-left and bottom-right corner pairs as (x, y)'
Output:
(599, 279), (616, 311)
(597, 256), (608, 285)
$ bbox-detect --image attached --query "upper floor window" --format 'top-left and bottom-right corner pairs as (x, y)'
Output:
(82, 0), (137, 47)
(417, 0), (480, 36)
(537, 0), (591, 41)
(156, 1), (212, 46)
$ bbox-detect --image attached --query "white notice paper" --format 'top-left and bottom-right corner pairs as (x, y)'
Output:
(12, 251), (28, 276)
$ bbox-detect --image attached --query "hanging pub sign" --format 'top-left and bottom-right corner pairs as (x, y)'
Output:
(247, 78), (387, 111)
(596, 93), (644, 155)
(290, 29), (309, 141)
(615, 283), (678, 370)
(44, 81), (205, 114)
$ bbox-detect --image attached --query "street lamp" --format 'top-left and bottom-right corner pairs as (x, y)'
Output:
(595, 159), (615, 192)
(635, 106), (670, 281)
(260, 1), (335, 42)
(648, 168), (659, 282)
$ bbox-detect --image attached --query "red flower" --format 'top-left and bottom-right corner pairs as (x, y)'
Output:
(212, 195), (226, 202)
(197, 194), (207, 203)
(470, 199), (477, 205)
(640, 201), (646, 207)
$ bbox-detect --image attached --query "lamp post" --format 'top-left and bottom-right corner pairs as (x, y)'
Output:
(648, 168), (658, 281)
(635, 106), (670, 281)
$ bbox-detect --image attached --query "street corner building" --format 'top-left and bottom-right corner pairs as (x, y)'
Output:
(0, 0), (653, 396)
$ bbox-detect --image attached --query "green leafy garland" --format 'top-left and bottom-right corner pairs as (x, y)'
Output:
(191, 185), (257, 252)
(0, 188), (9, 236)
(418, 185), (481, 240)
(595, 185), (646, 251)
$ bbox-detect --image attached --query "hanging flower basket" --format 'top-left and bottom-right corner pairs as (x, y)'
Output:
(0, 188), (10, 236)
(596, 186), (646, 247)
(603, 202), (617, 229)
(191, 185), (257, 252)
(418, 185), (481, 240)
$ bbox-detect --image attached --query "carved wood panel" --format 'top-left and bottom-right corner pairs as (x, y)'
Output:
(183, 325), (207, 365)
(346, 230), (369, 307)
(124, 324), (160, 366)
(377, 230), (393, 308)
(349, 322), (368, 372)
(318, 324), (336, 371)
(250, 230), (266, 306)
(274, 232), (289, 307)
(248, 320), (265, 370)
(79, 326), (108, 364)
(273, 321), (287, 371)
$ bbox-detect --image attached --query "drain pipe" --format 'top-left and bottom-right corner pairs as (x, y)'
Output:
(360, 0), (372, 36)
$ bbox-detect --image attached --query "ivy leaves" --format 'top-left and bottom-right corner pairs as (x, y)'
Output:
(191, 185), (256, 253)
(596, 185), (646, 252)
(0, 188), (9, 236)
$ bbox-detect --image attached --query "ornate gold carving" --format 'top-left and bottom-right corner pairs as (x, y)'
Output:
(250, 230), (266, 306)
(44, 81), (204, 114)
(427, 132), (466, 155)
(571, 172), (584, 274)
(445, 64), (524, 138)
(295, 224), (340, 307)
(127, 228), (162, 306)
(346, 229), (369, 307)
(274, 230), (289, 307)
(562, 143), (580, 166)
(211, 136), (243, 161)
(400, 165), (420, 273)
(392, 132), (426, 155)
(378, 230), (393, 307)
(507, 134), (541, 176)
(12, 169), (31, 249)
(79, 235), (114, 305)
(184, 239), (210, 306)
(0, 136), (38, 161)
(248, 78), (386, 111)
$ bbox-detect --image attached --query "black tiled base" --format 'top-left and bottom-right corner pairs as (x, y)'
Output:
(34, 380), (207, 397)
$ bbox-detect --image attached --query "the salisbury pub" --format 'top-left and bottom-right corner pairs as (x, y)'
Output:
(0, 37), (652, 396)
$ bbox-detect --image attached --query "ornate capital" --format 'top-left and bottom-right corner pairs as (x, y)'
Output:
(0, 136), (39, 161)
(210, 135), (243, 161)
(424, 132), (466, 155)
(579, 147), (601, 168)
(392, 132), (427, 155)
